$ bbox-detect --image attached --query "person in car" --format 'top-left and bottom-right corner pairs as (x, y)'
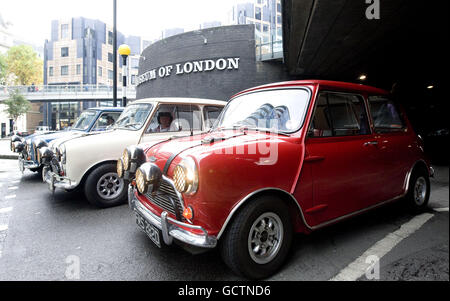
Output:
(153, 112), (173, 132)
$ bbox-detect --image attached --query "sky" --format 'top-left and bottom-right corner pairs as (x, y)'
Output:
(1, 0), (250, 46)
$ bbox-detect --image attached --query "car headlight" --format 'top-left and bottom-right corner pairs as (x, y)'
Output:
(135, 163), (162, 195)
(60, 144), (67, 164)
(117, 158), (124, 178)
(38, 147), (54, 164)
(122, 149), (130, 171)
(122, 146), (146, 172)
(173, 157), (198, 195)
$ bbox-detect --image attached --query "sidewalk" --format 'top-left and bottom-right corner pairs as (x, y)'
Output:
(0, 138), (19, 160)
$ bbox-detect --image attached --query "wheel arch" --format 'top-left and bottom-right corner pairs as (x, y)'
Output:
(216, 188), (311, 240)
(79, 160), (118, 187)
(404, 159), (431, 194)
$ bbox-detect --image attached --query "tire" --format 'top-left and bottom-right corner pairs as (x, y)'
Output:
(405, 168), (430, 213)
(84, 163), (128, 208)
(220, 194), (293, 279)
(30, 166), (43, 177)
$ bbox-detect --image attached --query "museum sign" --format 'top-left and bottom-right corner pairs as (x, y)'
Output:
(137, 57), (240, 86)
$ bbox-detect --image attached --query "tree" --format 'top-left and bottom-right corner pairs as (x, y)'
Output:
(0, 53), (7, 85)
(2, 89), (31, 130)
(6, 45), (43, 85)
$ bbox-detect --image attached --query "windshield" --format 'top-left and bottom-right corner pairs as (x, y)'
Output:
(215, 88), (311, 133)
(114, 103), (153, 130)
(72, 111), (97, 130)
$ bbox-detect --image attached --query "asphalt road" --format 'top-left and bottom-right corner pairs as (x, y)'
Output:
(0, 159), (448, 281)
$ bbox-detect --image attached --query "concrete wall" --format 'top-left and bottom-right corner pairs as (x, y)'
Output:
(136, 25), (292, 101)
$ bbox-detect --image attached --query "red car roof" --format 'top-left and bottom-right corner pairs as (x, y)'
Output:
(231, 80), (390, 99)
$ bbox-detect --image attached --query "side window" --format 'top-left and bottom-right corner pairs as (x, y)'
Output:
(92, 112), (121, 131)
(368, 96), (405, 133)
(203, 106), (223, 129)
(309, 93), (370, 137)
(146, 104), (202, 133)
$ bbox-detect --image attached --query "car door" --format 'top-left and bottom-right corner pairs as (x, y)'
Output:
(366, 96), (411, 204)
(304, 92), (380, 225)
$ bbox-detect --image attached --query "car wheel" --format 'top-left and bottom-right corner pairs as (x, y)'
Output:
(405, 168), (430, 212)
(84, 163), (127, 208)
(220, 194), (293, 279)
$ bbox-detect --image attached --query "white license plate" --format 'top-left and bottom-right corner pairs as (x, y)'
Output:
(136, 212), (161, 248)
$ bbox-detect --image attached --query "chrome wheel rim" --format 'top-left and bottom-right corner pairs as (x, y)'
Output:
(414, 176), (427, 206)
(96, 172), (124, 200)
(248, 212), (283, 264)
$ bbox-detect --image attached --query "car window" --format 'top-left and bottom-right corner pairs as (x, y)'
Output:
(72, 111), (97, 130)
(146, 104), (202, 133)
(368, 96), (405, 133)
(203, 106), (223, 129)
(309, 92), (370, 137)
(91, 112), (122, 131)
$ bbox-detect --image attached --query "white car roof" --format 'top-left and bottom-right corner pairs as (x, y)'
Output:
(131, 97), (226, 106)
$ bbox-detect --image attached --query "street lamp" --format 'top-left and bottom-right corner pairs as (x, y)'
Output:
(118, 44), (131, 107)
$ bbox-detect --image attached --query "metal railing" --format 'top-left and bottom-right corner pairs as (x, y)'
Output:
(0, 84), (136, 101)
(256, 40), (283, 61)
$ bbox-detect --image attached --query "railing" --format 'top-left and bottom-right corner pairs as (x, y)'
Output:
(256, 40), (284, 61)
(0, 84), (136, 101)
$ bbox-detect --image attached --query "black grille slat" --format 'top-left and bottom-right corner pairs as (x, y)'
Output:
(144, 179), (184, 220)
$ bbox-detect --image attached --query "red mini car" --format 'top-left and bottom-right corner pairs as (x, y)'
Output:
(118, 80), (433, 279)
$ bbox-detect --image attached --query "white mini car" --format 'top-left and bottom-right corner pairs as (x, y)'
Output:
(40, 98), (225, 208)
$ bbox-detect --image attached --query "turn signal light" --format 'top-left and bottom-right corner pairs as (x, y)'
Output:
(182, 206), (194, 221)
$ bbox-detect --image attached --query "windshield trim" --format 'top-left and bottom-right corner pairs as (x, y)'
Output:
(215, 87), (312, 135)
(114, 103), (153, 131)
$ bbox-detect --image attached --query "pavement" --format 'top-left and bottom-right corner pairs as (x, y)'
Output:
(0, 138), (19, 160)
(0, 159), (448, 281)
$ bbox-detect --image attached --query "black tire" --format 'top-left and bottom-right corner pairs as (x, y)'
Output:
(405, 168), (430, 213)
(84, 163), (128, 208)
(30, 166), (43, 177)
(220, 194), (293, 279)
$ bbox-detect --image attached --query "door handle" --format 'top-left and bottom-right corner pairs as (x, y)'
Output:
(364, 141), (378, 146)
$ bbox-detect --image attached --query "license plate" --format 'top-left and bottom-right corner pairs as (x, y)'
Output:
(135, 212), (161, 248)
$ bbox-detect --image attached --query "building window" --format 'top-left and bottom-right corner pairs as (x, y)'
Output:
(49, 66), (54, 77)
(255, 7), (262, 20)
(277, 15), (282, 24)
(98, 66), (102, 77)
(108, 70), (113, 80)
(61, 24), (69, 39)
(108, 52), (113, 62)
(61, 47), (69, 57)
(131, 75), (136, 85)
(130, 58), (139, 69)
(277, 2), (282, 13)
(76, 64), (81, 75)
(119, 73), (122, 82)
(263, 24), (269, 32)
(108, 31), (113, 45)
(61, 65), (69, 76)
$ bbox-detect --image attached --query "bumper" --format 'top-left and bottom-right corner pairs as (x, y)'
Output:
(43, 169), (78, 191)
(18, 157), (40, 171)
(129, 186), (217, 249)
(430, 166), (435, 178)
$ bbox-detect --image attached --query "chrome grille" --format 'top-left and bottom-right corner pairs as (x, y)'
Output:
(145, 178), (184, 220)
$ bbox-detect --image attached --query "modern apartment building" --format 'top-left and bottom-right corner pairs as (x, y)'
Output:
(42, 17), (143, 130)
(228, 0), (283, 58)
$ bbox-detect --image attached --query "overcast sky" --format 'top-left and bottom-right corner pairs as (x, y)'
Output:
(2, 0), (249, 46)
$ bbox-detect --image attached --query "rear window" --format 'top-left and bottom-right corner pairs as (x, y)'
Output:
(368, 96), (405, 133)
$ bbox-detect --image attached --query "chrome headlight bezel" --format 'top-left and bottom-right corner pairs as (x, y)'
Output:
(173, 156), (198, 195)
(135, 162), (162, 195)
(38, 147), (54, 164)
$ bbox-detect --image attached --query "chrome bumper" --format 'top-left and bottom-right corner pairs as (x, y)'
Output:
(18, 157), (40, 170)
(430, 166), (435, 178)
(43, 169), (78, 191)
(130, 188), (217, 249)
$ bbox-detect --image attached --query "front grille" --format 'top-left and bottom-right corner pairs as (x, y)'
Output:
(145, 179), (184, 220)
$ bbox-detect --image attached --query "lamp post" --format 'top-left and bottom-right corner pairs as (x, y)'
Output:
(118, 44), (131, 107)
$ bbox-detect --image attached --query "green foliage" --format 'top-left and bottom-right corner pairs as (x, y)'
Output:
(2, 89), (31, 121)
(0, 53), (7, 85)
(6, 45), (43, 85)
